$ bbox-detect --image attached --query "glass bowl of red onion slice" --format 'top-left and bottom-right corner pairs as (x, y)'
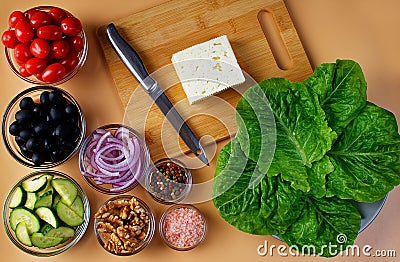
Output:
(78, 124), (150, 194)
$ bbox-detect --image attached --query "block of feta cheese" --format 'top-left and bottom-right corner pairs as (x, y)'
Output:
(172, 35), (245, 104)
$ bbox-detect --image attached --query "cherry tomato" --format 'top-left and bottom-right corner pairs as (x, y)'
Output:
(25, 57), (47, 75)
(30, 38), (50, 58)
(68, 36), (83, 53)
(15, 21), (34, 43)
(9, 11), (26, 28)
(48, 7), (67, 25)
(51, 39), (70, 59)
(19, 63), (32, 77)
(42, 63), (66, 82)
(13, 43), (32, 65)
(34, 72), (43, 81)
(37, 25), (63, 41)
(2, 30), (20, 48)
(25, 9), (38, 20)
(60, 17), (82, 36)
(29, 11), (53, 29)
(60, 52), (79, 72)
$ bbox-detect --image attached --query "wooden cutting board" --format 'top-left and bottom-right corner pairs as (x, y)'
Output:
(97, 0), (312, 163)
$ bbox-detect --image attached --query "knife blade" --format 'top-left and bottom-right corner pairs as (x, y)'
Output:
(105, 23), (209, 166)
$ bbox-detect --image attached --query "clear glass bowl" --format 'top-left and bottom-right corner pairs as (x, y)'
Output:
(2, 170), (90, 257)
(4, 6), (88, 85)
(159, 204), (206, 251)
(1, 86), (86, 168)
(145, 158), (192, 204)
(79, 124), (150, 194)
(94, 195), (155, 256)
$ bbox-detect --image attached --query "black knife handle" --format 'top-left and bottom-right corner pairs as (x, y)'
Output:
(106, 23), (155, 90)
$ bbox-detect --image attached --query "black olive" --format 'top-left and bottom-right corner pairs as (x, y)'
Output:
(43, 137), (57, 152)
(32, 153), (45, 166)
(34, 123), (50, 136)
(50, 106), (63, 122)
(15, 136), (26, 146)
(60, 140), (76, 151)
(49, 90), (64, 105)
(9, 121), (21, 136)
(19, 97), (35, 110)
(40, 91), (50, 107)
(20, 145), (33, 158)
(15, 110), (33, 124)
(51, 149), (65, 161)
(26, 137), (42, 152)
(53, 124), (72, 138)
(32, 104), (45, 120)
(19, 129), (32, 139)
(65, 104), (77, 115)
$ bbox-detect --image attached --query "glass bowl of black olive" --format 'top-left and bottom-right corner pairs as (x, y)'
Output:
(2, 86), (86, 168)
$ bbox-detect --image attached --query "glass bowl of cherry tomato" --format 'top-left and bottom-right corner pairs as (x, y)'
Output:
(2, 6), (88, 85)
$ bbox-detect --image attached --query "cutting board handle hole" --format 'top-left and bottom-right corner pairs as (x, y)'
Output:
(258, 10), (293, 70)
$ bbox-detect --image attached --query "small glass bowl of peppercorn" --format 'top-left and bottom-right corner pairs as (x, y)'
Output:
(2, 86), (85, 168)
(144, 158), (192, 205)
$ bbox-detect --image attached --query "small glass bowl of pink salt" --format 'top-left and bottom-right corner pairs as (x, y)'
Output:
(159, 204), (206, 251)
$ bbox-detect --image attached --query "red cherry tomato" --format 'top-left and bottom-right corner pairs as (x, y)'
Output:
(29, 11), (53, 29)
(60, 52), (79, 72)
(68, 36), (83, 53)
(2, 30), (20, 48)
(37, 25), (63, 41)
(60, 17), (82, 36)
(30, 38), (50, 58)
(19, 63), (32, 77)
(42, 63), (66, 82)
(9, 11), (26, 28)
(15, 21), (34, 43)
(25, 9), (38, 20)
(51, 39), (70, 59)
(34, 72), (43, 81)
(13, 43), (32, 65)
(25, 57), (47, 75)
(48, 7), (67, 25)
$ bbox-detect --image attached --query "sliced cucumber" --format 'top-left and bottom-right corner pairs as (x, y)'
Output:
(24, 192), (37, 210)
(51, 179), (78, 206)
(62, 195), (84, 218)
(52, 194), (62, 209)
(10, 186), (27, 208)
(9, 207), (40, 234)
(22, 175), (48, 192)
(15, 222), (32, 247)
(31, 233), (64, 249)
(40, 223), (54, 235)
(35, 207), (59, 228)
(37, 174), (54, 197)
(34, 191), (53, 208)
(46, 226), (75, 239)
(56, 201), (84, 227)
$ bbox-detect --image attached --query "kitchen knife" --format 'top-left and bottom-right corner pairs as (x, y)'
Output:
(106, 23), (209, 166)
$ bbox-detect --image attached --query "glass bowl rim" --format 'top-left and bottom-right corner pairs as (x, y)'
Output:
(79, 123), (151, 195)
(145, 157), (193, 205)
(4, 5), (88, 86)
(1, 85), (86, 168)
(93, 194), (155, 256)
(159, 203), (207, 251)
(2, 170), (91, 257)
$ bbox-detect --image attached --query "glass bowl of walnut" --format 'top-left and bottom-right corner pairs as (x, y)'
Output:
(93, 195), (155, 256)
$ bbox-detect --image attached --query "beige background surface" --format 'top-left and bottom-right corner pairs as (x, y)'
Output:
(0, 0), (399, 261)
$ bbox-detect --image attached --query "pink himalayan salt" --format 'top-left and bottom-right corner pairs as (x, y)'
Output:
(163, 207), (205, 248)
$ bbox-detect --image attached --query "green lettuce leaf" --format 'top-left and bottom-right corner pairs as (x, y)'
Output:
(326, 102), (400, 202)
(304, 59), (367, 135)
(212, 139), (304, 235)
(306, 156), (334, 198)
(237, 78), (337, 192)
(280, 196), (361, 257)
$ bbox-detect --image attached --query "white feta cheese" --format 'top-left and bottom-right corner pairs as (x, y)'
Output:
(172, 35), (245, 104)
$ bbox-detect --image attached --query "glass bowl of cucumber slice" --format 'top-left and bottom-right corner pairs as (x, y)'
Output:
(2, 170), (90, 256)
